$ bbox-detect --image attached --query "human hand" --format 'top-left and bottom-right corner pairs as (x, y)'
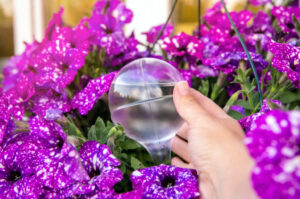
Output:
(171, 81), (258, 199)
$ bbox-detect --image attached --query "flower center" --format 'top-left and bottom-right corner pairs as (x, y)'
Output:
(89, 168), (101, 178)
(70, 42), (76, 48)
(57, 137), (64, 149)
(161, 176), (176, 188)
(7, 170), (22, 182)
(105, 28), (114, 34)
(286, 22), (295, 29)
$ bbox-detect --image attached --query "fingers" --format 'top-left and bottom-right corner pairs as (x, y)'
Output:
(171, 136), (190, 162)
(190, 89), (230, 119)
(177, 123), (188, 140)
(173, 81), (211, 126)
(171, 157), (192, 169)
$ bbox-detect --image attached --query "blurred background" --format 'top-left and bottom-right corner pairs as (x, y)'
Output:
(0, 0), (248, 67)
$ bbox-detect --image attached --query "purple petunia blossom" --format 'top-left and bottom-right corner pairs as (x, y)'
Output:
(162, 32), (203, 60)
(231, 105), (245, 115)
(143, 23), (174, 44)
(44, 7), (64, 41)
(4, 74), (36, 120)
(36, 143), (90, 190)
(239, 99), (283, 132)
(89, 14), (126, 56)
(271, 6), (300, 35)
(245, 110), (300, 199)
(89, 0), (133, 57)
(79, 141), (122, 193)
(206, 51), (268, 74)
(0, 97), (10, 144)
(269, 41), (300, 88)
(108, 34), (139, 67)
(31, 89), (71, 120)
(201, 2), (253, 51)
(249, 0), (271, 6)
(130, 164), (200, 199)
(71, 72), (117, 115)
(92, 0), (133, 25)
(0, 133), (48, 198)
(29, 39), (86, 92)
(29, 115), (90, 190)
(245, 11), (274, 51)
(114, 189), (143, 199)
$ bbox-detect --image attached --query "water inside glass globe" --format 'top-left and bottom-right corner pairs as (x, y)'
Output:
(108, 58), (184, 164)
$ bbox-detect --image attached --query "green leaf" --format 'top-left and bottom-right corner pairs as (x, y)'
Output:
(228, 110), (245, 120)
(87, 126), (97, 141)
(65, 122), (85, 139)
(223, 90), (242, 112)
(130, 156), (145, 170)
(120, 139), (140, 150)
(94, 118), (107, 144)
(278, 91), (300, 103)
(234, 100), (252, 110)
(251, 92), (260, 108)
(292, 14), (300, 36)
(198, 80), (209, 96)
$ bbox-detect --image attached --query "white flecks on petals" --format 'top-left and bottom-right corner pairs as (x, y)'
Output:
(266, 115), (281, 133)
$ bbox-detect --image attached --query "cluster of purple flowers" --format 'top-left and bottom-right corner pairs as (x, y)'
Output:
(0, 127), (199, 198)
(0, 0), (300, 198)
(245, 110), (300, 199)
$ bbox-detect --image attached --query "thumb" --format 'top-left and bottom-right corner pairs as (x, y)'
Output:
(173, 81), (211, 126)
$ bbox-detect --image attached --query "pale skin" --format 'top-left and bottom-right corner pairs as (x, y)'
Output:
(171, 81), (259, 199)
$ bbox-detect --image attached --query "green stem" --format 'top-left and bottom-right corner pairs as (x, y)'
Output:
(248, 93), (254, 111)
(211, 72), (226, 100)
(148, 0), (178, 55)
(221, 0), (263, 108)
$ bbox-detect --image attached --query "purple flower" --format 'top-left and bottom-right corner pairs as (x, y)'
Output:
(162, 32), (203, 60)
(107, 35), (139, 67)
(207, 51), (268, 74)
(88, 0), (133, 57)
(79, 141), (122, 192)
(0, 97), (10, 144)
(89, 14), (126, 55)
(202, 2), (253, 51)
(92, 0), (133, 25)
(231, 105), (245, 115)
(245, 110), (300, 199)
(143, 23), (174, 44)
(245, 11), (274, 51)
(2, 40), (41, 92)
(271, 6), (300, 35)
(44, 7), (64, 41)
(269, 41), (300, 88)
(29, 115), (90, 190)
(130, 164), (200, 199)
(249, 0), (271, 6)
(71, 72), (117, 115)
(4, 74), (36, 120)
(31, 89), (71, 120)
(30, 39), (86, 91)
(239, 99), (283, 132)
(36, 143), (89, 190)
(0, 133), (48, 198)
(51, 18), (91, 52)
(178, 69), (194, 87)
(114, 189), (143, 199)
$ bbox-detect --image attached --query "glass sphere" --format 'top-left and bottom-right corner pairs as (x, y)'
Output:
(108, 58), (184, 164)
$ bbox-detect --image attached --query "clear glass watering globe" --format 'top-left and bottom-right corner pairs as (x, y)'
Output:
(108, 58), (184, 164)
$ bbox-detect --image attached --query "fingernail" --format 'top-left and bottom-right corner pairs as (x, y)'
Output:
(177, 81), (189, 96)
